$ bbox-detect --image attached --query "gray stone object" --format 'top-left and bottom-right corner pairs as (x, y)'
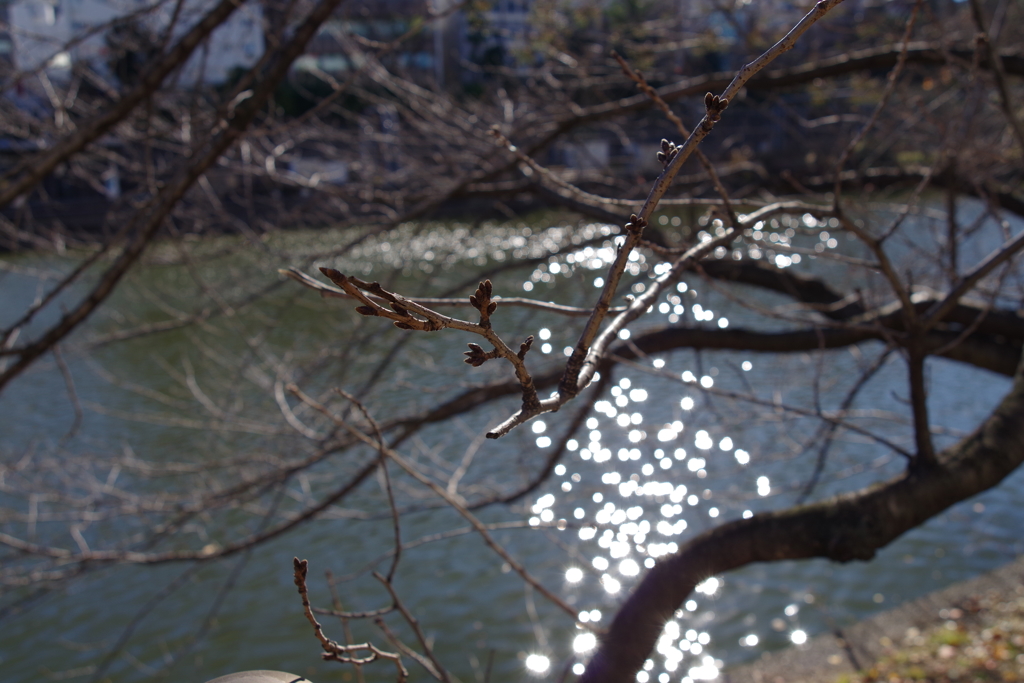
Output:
(205, 671), (311, 683)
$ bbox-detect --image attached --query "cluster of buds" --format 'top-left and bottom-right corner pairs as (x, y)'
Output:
(469, 279), (498, 325)
(321, 267), (442, 331)
(657, 138), (679, 167)
(625, 213), (648, 234)
(464, 280), (501, 365)
(704, 91), (729, 123)
(464, 343), (499, 366)
(517, 336), (534, 360)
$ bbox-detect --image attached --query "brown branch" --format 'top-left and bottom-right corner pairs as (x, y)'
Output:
(335, 390), (402, 583)
(373, 572), (452, 683)
(790, 167), (1024, 221)
(907, 345), (936, 466)
(293, 558), (408, 681)
(612, 51), (739, 228)
(498, 0), (848, 430)
(615, 354), (913, 459)
(52, 345), (83, 442)
(923, 227), (1024, 333)
(548, 42), (1024, 132)
(313, 270), (543, 424)
(324, 407), (585, 626)
(375, 618), (443, 681)
(628, 322), (1019, 377)
(279, 267), (627, 317)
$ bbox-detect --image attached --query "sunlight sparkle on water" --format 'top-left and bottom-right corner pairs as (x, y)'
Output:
(574, 633), (597, 653)
(791, 630), (808, 645)
(619, 558), (640, 576)
(525, 654), (550, 674)
(533, 493), (554, 511)
(602, 575), (622, 593)
(528, 360), (756, 679)
(688, 655), (721, 680)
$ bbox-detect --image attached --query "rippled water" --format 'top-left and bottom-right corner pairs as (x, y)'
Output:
(1, 212), (1021, 683)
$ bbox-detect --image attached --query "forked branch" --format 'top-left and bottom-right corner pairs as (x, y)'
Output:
(283, 0), (850, 440)
(293, 557), (409, 681)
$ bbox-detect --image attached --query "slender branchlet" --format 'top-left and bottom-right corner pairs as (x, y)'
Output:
(293, 557), (409, 681)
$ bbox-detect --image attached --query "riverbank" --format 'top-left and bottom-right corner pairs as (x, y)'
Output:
(724, 555), (1024, 683)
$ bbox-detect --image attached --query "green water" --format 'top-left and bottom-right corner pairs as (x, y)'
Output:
(1, 217), (1021, 683)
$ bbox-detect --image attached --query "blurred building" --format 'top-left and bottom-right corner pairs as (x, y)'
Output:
(291, 0), (534, 87)
(5, 0), (264, 84)
(0, 0), (12, 70)
(293, 0), (458, 86)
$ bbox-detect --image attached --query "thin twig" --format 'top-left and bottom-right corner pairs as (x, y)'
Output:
(52, 345), (83, 442)
(336, 389), (403, 583)
(293, 558), (409, 681)
(287, 386), (586, 627)
(373, 572), (452, 683)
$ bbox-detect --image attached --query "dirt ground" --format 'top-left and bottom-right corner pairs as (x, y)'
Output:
(723, 556), (1024, 683)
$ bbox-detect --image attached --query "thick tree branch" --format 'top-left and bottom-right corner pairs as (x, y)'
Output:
(580, 349), (1024, 683)
(620, 324), (1021, 377)
(797, 167), (1024, 220)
